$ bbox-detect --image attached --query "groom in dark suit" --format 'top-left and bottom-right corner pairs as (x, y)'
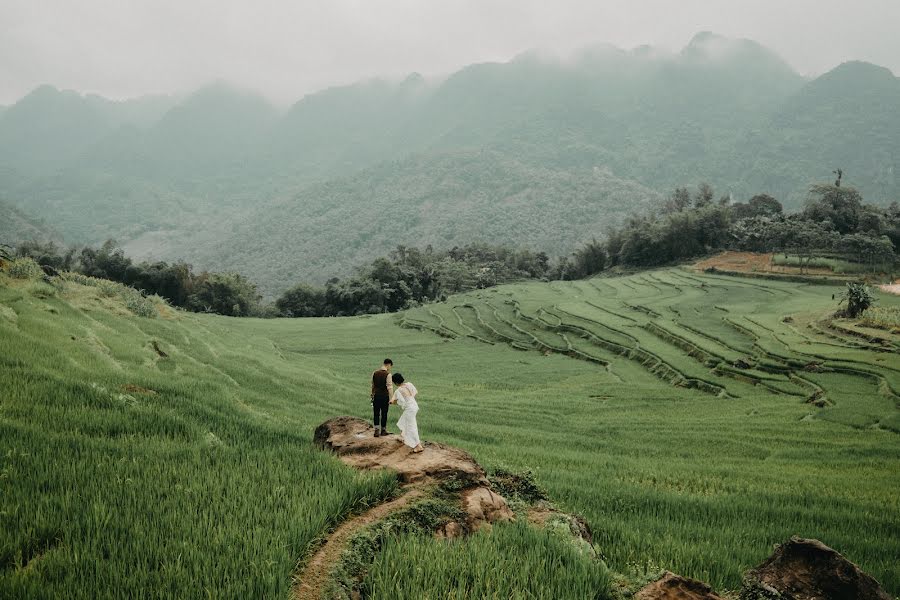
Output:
(371, 358), (393, 437)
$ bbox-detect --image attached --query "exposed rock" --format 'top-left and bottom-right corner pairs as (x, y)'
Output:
(635, 571), (724, 600)
(436, 521), (463, 539)
(462, 486), (514, 530)
(733, 358), (753, 369)
(741, 537), (891, 600)
(314, 416), (488, 486)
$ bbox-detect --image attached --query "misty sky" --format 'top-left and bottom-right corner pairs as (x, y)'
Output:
(1, 0), (898, 106)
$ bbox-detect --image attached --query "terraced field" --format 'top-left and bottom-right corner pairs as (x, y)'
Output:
(2, 267), (898, 598)
(403, 268), (900, 433)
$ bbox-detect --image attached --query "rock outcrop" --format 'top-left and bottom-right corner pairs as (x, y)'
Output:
(313, 416), (489, 486)
(462, 486), (514, 529)
(314, 416), (512, 532)
(741, 537), (891, 600)
(635, 571), (724, 600)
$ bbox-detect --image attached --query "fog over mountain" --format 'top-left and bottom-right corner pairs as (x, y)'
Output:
(2, 0), (899, 105)
(1, 19), (898, 295)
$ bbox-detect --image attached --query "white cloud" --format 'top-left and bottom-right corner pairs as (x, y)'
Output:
(0, 0), (897, 105)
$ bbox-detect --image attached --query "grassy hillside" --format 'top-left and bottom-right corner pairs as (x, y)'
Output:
(1, 267), (897, 597)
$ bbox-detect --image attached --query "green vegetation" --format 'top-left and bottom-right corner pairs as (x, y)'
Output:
(838, 282), (876, 318)
(860, 306), (900, 332)
(6, 257), (44, 280)
(0, 272), (398, 599)
(3, 35), (900, 293)
(601, 183), (898, 274)
(2, 265), (898, 597)
(771, 255), (886, 274)
(325, 497), (468, 598)
(361, 521), (612, 600)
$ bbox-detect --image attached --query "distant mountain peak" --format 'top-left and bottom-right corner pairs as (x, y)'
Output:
(401, 72), (425, 87)
(822, 60), (897, 81)
(687, 31), (726, 46)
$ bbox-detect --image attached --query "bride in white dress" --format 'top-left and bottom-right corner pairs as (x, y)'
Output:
(390, 373), (423, 453)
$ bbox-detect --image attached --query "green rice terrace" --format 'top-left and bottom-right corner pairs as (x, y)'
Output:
(1, 265), (898, 598)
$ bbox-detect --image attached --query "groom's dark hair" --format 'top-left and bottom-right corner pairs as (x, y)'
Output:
(383, 358), (393, 365)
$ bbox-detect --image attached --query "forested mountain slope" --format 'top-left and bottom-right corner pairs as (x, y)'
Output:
(1, 33), (897, 293)
(124, 151), (660, 294)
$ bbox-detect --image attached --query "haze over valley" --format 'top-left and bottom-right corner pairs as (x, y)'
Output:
(2, 31), (899, 293)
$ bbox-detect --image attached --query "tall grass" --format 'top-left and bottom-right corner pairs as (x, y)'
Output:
(1, 267), (899, 597)
(860, 306), (900, 331)
(772, 254), (893, 274)
(362, 522), (612, 600)
(0, 274), (397, 598)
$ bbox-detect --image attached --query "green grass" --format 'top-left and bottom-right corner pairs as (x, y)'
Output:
(772, 254), (893, 274)
(861, 306), (900, 331)
(361, 521), (612, 600)
(2, 267), (899, 597)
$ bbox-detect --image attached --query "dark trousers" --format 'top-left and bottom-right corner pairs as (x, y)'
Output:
(372, 396), (389, 430)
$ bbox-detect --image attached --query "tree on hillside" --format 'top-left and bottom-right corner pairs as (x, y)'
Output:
(567, 239), (607, 279)
(662, 187), (692, 214)
(694, 183), (715, 208)
(780, 219), (840, 273)
(804, 184), (863, 234)
(837, 282), (875, 318)
(80, 239), (131, 281)
(187, 272), (260, 316)
(837, 234), (896, 272)
(275, 282), (327, 317)
(731, 194), (783, 220)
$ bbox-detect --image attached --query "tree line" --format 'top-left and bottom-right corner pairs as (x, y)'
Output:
(11, 178), (899, 318)
(11, 239), (558, 317)
(12, 239), (261, 316)
(573, 181), (898, 277)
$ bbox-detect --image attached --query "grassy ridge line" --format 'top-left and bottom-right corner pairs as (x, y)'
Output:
(3, 267), (900, 597)
(0, 274), (401, 599)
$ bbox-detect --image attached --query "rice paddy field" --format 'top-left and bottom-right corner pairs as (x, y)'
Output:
(1, 267), (898, 598)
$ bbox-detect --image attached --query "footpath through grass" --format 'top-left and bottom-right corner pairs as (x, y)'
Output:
(1, 268), (899, 597)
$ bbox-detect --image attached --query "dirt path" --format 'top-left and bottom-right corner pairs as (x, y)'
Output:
(291, 487), (425, 600)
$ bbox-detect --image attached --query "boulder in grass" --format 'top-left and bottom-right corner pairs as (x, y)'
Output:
(635, 571), (724, 600)
(741, 536), (891, 600)
(461, 486), (514, 530)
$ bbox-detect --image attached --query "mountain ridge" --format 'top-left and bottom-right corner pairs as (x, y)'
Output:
(1, 33), (897, 294)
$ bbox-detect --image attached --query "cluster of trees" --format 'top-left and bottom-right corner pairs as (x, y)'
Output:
(275, 244), (554, 317)
(13, 239), (557, 318)
(12, 178), (898, 319)
(569, 182), (899, 277)
(14, 240), (260, 316)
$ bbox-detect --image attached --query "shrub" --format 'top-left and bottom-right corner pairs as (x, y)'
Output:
(7, 257), (45, 280)
(57, 271), (159, 318)
(837, 282), (875, 318)
(121, 288), (158, 318)
(488, 467), (548, 503)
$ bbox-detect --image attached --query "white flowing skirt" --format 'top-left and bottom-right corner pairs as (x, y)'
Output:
(397, 402), (420, 448)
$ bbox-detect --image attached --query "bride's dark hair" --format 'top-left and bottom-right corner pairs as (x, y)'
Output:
(391, 373), (404, 385)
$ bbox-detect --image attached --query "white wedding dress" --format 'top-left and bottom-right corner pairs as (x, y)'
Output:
(393, 382), (420, 449)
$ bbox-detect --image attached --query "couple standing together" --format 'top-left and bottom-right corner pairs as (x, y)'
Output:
(371, 359), (424, 453)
